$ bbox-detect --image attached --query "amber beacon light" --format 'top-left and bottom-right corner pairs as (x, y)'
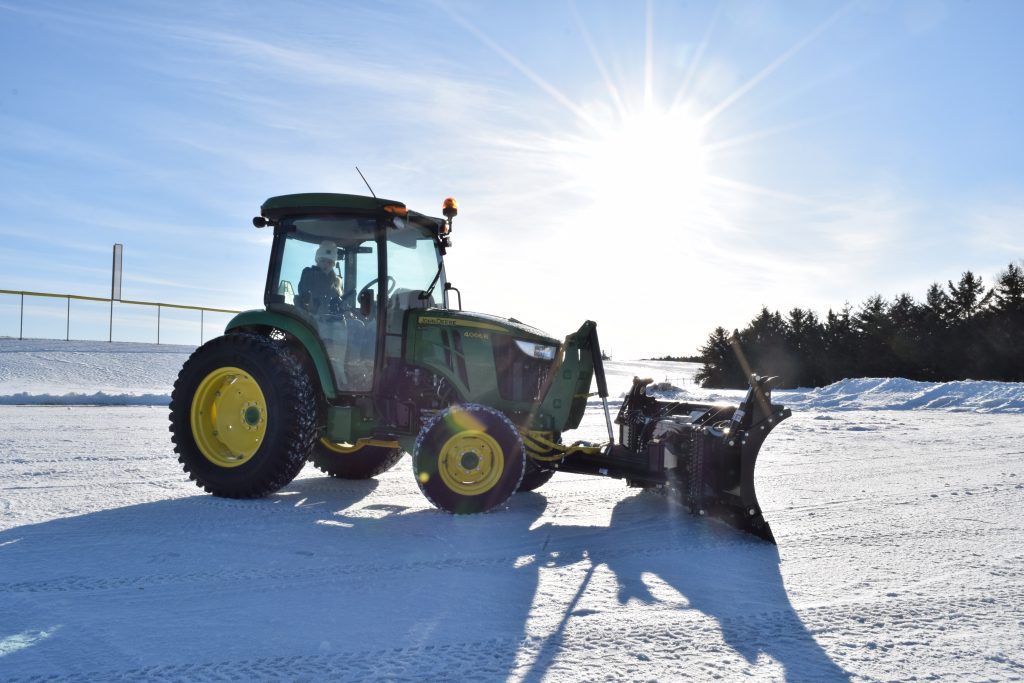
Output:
(442, 197), (458, 218)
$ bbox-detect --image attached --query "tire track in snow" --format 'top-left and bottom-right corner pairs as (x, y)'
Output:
(0, 517), (787, 595)
(3, 588), (1020, 683)
(2, 518), (1019, 597)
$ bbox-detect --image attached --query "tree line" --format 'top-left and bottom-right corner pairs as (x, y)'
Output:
(695, 263), (1024, 389)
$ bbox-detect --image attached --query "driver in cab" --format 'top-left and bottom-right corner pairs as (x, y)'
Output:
(298, 241), (343, 314)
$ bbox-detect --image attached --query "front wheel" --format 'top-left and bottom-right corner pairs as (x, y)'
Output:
(169, 333), (318, 498)
(413, 404), (525, 514)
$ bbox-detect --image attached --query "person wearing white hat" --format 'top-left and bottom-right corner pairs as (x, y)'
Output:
(297, 240), (343, 313)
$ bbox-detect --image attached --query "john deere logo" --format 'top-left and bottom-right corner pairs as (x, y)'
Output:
(418, 316), (505, 332)
(419, 317), (460, 327)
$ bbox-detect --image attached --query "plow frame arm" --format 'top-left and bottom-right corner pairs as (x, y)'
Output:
(536, 320), (598, 433)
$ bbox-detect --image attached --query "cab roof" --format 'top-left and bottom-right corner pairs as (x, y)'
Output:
(260, 193), (405, 218)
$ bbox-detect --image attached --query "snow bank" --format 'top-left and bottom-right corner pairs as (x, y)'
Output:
(0, 338), (189, 405)
(781, 377), (1024, 413)
(621, 374), (1024, 414)
(0, 391), (169, 406)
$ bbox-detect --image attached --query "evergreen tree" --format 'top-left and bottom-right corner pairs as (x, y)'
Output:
(946, 272), (994, 378)
(693, 262), (1024, 387)
(990, 263), (1024, 314)
(924, 282), (952, 322)
(853, 295), (893, 377)
(986, 263), (1024, 380)
(740, 307), (801, 388)
(822, 306), (856, 383)
(919, 283), (952, 380)
(694, 327), (746, 388)
(887, 293), (925, 379)
(785, 308), (824, 386)
(947, 271), (992, 321)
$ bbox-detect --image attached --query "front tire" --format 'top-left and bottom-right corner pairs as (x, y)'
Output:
(310, 440), (404, 479)
(413, 404), (525, 514)
(169, 333), (318, 498)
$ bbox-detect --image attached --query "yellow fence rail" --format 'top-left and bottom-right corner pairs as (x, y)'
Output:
(0, 289), (243, 345)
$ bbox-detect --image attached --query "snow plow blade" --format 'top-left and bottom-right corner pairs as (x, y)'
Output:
(556, 373), (790, 543)
(618, 375), (789, 542)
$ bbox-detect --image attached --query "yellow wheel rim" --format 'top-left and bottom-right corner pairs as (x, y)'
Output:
(190, 366), (267, 468)
(437, 430), (504, 496)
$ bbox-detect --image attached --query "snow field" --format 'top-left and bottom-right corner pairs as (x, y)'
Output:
(0, 339), (1022, 681)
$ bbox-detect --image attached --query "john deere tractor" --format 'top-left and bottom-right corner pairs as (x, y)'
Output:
(169, 193), (790, 541)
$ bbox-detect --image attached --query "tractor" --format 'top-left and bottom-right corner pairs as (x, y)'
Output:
(169, 193), (790, 541)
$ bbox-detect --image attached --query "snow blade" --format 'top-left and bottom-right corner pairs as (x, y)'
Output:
(615, 375), (791, 543)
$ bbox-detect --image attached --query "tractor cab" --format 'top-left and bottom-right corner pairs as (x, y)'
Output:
(257, 193), (450, 394)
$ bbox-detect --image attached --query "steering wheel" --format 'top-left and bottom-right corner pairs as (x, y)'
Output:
(358, 276), (396, 301)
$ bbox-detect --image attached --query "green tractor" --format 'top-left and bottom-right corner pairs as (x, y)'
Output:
(169, 193), (790, 541)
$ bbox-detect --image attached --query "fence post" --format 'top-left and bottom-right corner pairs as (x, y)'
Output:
(200, 309), (204, 345)
(109, 298), (114, 343)
(19, 292), (24, 340)
(157, 305), (161, 345)
(66, 297), (70, 341)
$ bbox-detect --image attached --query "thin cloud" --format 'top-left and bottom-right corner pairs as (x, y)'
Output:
(964, 202), (1024, 254)
(435, 0), (602, 132)
(700, 2), (854, 126)
(671, 5), (723, 108)
(569, 1), (628, 119)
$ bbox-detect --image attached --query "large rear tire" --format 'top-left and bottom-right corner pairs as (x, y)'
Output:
(169, 333), (318, 498)
(310, 440), (404, 479)
(517, 461), (556, 492)
(413, 404), (525, 514)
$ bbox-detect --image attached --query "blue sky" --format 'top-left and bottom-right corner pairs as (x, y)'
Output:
(1, 0), (1022, 357)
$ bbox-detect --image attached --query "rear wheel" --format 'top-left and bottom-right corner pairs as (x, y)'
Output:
(169, 333), (318, 497)
(413, 404), (525, 514)
(310, 440), (404, 479)
(518, 460), (556, 492)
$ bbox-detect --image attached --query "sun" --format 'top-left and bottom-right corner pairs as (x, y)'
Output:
(544, 100), (720, 231)
(580, 107), (709, 205)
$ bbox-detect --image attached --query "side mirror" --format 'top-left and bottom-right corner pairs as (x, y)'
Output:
(358, 288), (374, 317)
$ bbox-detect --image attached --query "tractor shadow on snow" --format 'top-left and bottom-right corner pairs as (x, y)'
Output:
(514, 491), (851, 682)
(0, 476), (848, 682)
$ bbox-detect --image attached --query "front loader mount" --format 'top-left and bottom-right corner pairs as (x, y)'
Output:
(557, 374), (790, 543)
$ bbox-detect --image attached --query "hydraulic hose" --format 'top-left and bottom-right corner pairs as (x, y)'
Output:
(588, 325), (615, 444)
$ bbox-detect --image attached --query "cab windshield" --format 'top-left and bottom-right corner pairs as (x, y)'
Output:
(386, 218), (447, 316)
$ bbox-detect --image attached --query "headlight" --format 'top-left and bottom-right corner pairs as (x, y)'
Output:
(514, 339), (557, 360)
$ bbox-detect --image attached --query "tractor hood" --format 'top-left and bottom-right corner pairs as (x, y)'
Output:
(410, 309), (558, 346)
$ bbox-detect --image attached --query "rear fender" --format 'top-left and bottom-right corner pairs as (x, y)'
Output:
(226, 309), (337, 400)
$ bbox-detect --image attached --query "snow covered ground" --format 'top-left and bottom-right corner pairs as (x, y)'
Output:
(0, 339), (1022, 681)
